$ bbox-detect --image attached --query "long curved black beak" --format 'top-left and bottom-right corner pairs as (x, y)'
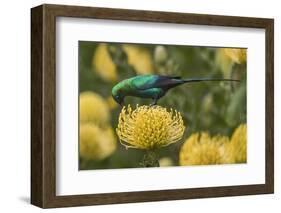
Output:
(119, 101), (124, 107)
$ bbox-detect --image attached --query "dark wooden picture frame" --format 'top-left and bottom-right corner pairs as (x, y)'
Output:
(31, 4), (274, 208)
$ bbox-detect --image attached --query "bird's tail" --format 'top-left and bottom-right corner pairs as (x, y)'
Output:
(161, 76), (240, 91)
(181, 78), (240, 84)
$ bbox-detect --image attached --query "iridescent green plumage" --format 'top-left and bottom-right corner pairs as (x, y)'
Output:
(112, 75), (239, 105)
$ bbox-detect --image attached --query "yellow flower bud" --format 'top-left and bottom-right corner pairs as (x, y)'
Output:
(159, 157), (174, 167)
(154, 45), (168, 64)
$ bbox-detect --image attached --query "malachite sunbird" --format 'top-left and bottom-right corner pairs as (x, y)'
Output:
(112, 74), (240, 106)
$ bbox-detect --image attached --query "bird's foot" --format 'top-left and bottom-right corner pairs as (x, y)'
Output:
(149, 99), (158, 107)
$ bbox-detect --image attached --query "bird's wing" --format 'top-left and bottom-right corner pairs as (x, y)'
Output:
(132, 75), (182, 90)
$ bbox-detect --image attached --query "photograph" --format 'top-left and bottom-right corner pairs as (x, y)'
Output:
(79, 41), (247, 170)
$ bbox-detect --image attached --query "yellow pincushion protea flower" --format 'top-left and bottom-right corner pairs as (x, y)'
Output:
(221, 48), (247, 64)
(80, 123), (116, 161)
(116, 105), (185, 150)
(92, 44), (118, 82)
(179, 124), (247, 166)
(122, 44), (154, 74)
(227, 124), (247, 163)
(179, 133), (231, 166)
(80, 91), (110, 126)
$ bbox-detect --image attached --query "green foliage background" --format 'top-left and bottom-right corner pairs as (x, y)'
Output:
(79, 41), (247, 170)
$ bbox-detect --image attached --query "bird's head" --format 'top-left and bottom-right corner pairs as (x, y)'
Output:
(112, 85), (124, 106)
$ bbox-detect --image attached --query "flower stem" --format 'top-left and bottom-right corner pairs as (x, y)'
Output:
(140, 150), (160, 167)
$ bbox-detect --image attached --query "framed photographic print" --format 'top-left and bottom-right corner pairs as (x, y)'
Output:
(31, 4), (274, 208)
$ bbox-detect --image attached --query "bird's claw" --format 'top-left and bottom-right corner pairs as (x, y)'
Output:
(149, 100), (158, 107)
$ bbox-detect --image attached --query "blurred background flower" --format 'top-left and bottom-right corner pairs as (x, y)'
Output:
(117, 105), (185, 150)
(226, 124), (247, 163)
(92, 43), (153, 83)
(106, 96), (119, 110)
(179, 123), (247, 166)
(216, 48), (247, 78)
(79, 91), (117, 166)
(123, 44), (154, 74)
(80, 91), (110, 127)
(80, 123), (116, 161)
(179, 133), (230, 166)
(154, 45), (168, 64)
(159, 157), (174, 167)
(92, 43), (118, 82)
(153, 45), (180, 75)
(222, 48), (247, 64)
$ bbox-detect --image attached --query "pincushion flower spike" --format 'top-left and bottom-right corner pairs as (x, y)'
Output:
(116, 105), (185, 167)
